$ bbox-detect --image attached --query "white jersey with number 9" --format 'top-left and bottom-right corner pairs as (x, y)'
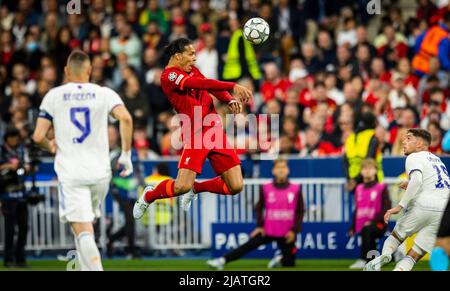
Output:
(39, 82), (124, 185)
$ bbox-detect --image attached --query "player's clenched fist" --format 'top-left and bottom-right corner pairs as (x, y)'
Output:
(227, 100), (243, 114)
(233, 84), (253, 103)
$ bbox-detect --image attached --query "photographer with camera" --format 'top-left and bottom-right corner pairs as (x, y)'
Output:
(0, 127), (30, 268)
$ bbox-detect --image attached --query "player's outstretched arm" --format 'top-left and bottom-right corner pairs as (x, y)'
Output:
(182, 77), (253, 102)
(32, 117), (56, 154)
(111, 104), (134, 177)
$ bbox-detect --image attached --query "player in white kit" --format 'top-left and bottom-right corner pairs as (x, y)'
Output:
(32, 50), (133, 271)
(365, 128), (450, 271)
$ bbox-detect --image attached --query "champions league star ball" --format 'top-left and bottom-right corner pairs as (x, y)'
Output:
(243, 17), (270, 45)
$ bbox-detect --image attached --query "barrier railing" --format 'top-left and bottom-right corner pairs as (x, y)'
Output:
(0, 178), (403, 253)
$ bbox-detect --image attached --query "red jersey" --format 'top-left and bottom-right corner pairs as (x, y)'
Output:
(260, 79), (292, 102)
(161, 67), (235, 144)
(160, 66), (241, 174)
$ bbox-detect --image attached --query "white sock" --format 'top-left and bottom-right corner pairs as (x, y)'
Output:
(77, 232), (103, 271)
(74, 237), (88, 271)
(393, 255), (416, 271)
(382, 235), (402, 257)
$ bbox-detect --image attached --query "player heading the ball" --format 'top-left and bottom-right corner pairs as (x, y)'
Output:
(133, 38), (253, 220)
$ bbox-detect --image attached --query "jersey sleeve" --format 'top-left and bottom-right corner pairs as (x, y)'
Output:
(405, 154), (424, 179)
(38, 90), (55, 122)
(162, 67), (235, 92)
(161, 68), (190, 92)
(103, 87), (124, 113)
(193, 67), (234, 103)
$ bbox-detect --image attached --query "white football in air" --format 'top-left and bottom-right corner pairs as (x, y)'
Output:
(243, 17), (270, 45)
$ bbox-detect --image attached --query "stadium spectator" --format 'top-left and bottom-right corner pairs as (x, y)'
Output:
(207, 158), (304, 270)
(139, 0), (170, 35)
(0, 127), (29, 268)
(344, 112), (383, 193)
(190, 0), (220, 34)
(260, 62), (291, 102)
(110, 22), (142, 70)
(0, 0), (448, 165)
(427, 121), (444, 154)
(222, 16), (261, 83)
(300, 42), (321, 75)
(119, 76), (149, 126)
(412, 13), (450, 76)
(195, 31), (219, 79)
(316, 30), (336, 69)
(337, 17), (357, 47)
(420, 88), (450, 130)
(107, 125), (140, 259)
(348, 158), (391, 270)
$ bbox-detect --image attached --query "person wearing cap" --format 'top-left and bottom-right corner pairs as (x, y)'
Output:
(0, 127), (29, 268)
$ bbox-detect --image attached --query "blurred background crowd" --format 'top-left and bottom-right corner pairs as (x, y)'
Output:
(0, 0), (450, 158)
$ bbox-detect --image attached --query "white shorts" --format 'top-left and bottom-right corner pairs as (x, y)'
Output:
(58, 180), (110, 224)
(393, 206), (445, 253)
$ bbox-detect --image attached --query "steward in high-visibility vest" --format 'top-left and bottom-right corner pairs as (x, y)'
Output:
(143, 173), (174, 226)
(222, 29), (262, 81)
(344, 113), (384, 188)
(412, 15), (450, 75)
(345, 130), (384, 182)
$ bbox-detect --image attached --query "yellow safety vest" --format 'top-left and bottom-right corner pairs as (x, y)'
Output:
(345, 129), (384, 182)
(141, 174), (174, 226)
(223, 29), (261, 81)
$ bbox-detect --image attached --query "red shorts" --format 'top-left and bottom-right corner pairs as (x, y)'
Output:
(178, 131), (241, 175)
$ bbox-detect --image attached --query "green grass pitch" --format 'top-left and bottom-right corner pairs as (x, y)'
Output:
(0, 259), (431, 271)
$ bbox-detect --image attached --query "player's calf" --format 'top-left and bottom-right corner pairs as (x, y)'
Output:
(174, 180), (194, 196)
(77, 232), (103, 271)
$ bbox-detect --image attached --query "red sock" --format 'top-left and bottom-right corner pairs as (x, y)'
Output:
(193, 176), (232, 195)
(144, 179), (176, 203)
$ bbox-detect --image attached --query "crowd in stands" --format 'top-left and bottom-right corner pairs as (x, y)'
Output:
(0, 0), (449, 158)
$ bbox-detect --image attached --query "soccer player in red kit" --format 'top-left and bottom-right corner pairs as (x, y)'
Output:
(133, 38), (253, 219)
